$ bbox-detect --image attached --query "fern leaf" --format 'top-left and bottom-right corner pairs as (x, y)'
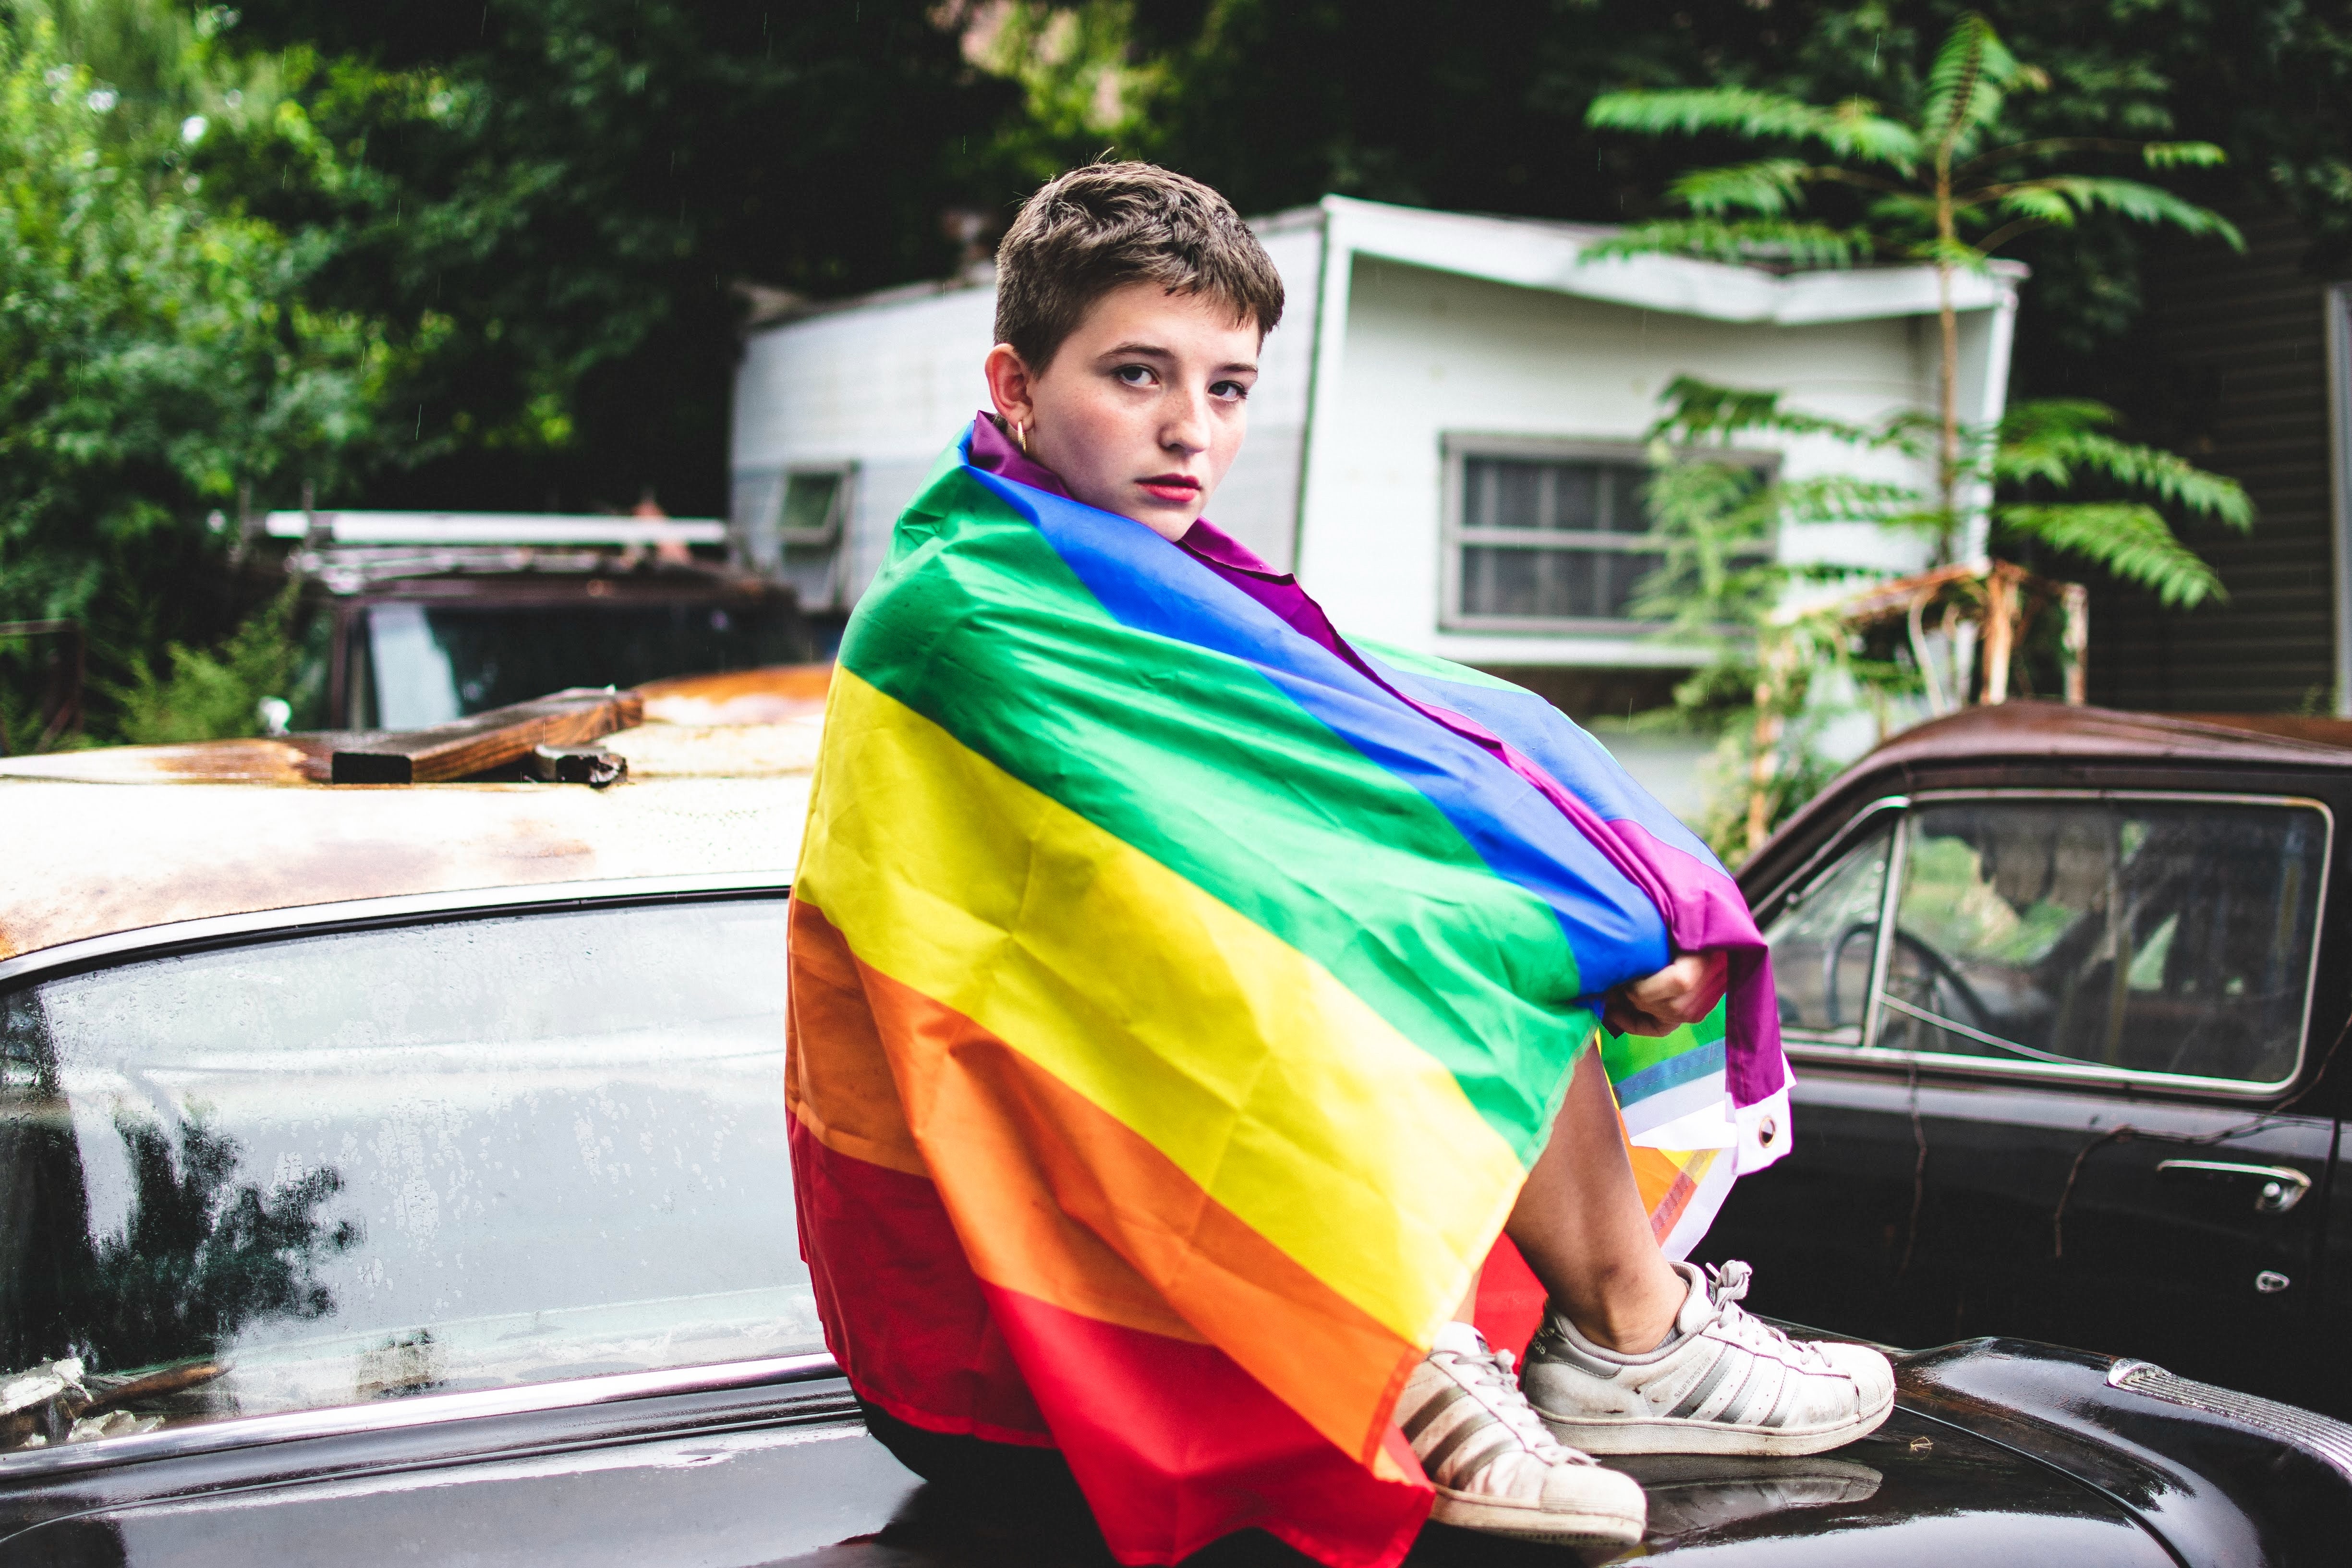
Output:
(1775, 474), (1926, 524)
(1667, 159), (1813, 217)
(1996, 399), (2255, 526)
(1587, 87), (1917, 168)
(1982, 177), (2244, 248)
(1579, 219), (1870, 268)
(1922, 13), (2030, 163)
(1863, 192), (1939, 227)
(1991, 185), (2079, 225)
(1996, 502), (2227, 607)
(1647, 376), (1897, 448)
(2141, 141), (2227, 168)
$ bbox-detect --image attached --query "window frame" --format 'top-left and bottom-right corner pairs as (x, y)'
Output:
(0, 871), (842, 1483)
(1758, 788), (2335, 1099)
(1753, 794), (1908, 1049)
(728, 462), (857, 591)
(773, 464), (855, 549)
(1438, 434), (1776, 635)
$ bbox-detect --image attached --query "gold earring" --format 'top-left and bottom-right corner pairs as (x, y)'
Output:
(1012, 421), (1031, 456)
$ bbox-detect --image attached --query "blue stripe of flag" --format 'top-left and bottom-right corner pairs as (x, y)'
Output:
(975, 466), (1673, 1005)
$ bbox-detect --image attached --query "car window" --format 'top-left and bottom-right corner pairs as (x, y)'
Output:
(354, 602), (807, 727)
(1878, 799), (2327, 1085)
(1761, 820), (1894, 1044)
(0, 897), (814, 1451)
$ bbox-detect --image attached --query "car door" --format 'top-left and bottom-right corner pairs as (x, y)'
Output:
(1703, 788), (2337, 1411)
(1695, 802), (1921, 1342)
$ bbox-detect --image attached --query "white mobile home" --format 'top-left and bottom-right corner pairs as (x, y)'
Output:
(731, 195), (2017, 709)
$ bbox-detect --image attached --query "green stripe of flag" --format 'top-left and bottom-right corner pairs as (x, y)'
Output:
(840, 467), (1594, 1159)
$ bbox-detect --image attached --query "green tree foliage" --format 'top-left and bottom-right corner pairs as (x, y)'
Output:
(109, 582), (312, 743)
(209, 0), (1026, 516)
(1625, 413), (1910, 858)
(1570, 17), (2255, 859)
(1584, 11), (2240, 542)
(1115, 0), (2351, 402)
(1632, 373), (2249, 857)
(1648, 374), (2253, 609)
(971, 1), (1158, 185)
(6, 1), (1027, 746)
(0, 6), (383, 748)
(1991, 398), (2251, 607)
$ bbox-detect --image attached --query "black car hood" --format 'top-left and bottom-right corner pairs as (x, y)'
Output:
(2, 1371), (2182, 1568)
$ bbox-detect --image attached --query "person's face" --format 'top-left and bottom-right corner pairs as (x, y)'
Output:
(983, 282), (1260, 540)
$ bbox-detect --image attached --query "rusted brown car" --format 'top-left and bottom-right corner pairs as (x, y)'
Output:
(266, 508), (809, 729)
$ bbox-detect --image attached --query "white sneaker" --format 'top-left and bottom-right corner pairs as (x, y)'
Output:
(1520, 1261), (1895, 1456)
(1396, 1321), (1647, 1546)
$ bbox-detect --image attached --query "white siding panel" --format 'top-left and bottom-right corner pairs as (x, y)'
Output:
(732, 285), (996, 604)
(1297, 256), (1945, 661)
(733, 284), (997, 471)
(1207, 221), (1321, 570)
(730, 220), (1326, 591)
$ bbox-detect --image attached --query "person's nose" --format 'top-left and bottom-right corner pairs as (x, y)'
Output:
(1160, 385), (1212, 459)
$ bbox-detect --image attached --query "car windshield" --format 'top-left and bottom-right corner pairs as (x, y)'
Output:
(0, 896), (815, 1451)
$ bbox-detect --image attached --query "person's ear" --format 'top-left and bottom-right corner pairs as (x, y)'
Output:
(983, 343), (1038, 430)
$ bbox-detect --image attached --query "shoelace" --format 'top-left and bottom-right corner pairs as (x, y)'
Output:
(1438, 1343), (1573, 1463)
(1701, 1261), (1837, 1372)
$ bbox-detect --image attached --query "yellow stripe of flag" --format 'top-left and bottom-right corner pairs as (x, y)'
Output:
(798, 669), (1529, 1346)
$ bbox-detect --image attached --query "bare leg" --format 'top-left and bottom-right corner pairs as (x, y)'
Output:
(1502, 1041), (1686, 1352)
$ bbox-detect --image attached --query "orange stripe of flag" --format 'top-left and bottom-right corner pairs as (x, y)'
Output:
(793, 896), (1420, 1467)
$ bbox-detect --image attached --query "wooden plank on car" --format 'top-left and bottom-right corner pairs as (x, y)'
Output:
(330, 687), (644, 784)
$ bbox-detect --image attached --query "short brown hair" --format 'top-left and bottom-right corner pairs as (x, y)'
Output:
(993, 162), (1285, 373)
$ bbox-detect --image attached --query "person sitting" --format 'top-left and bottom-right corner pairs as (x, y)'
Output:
(788, 160), (1892, 1562)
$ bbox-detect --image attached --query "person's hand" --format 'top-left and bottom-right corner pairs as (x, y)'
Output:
(1604, 950), (1729, 1037)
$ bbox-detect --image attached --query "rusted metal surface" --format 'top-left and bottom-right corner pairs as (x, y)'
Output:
(0, 669), (835, 791)
(0, 738), (321, 787)
(1859, 700), (2352, 772)
(0, 672), (827, 959)
(329, 687), (644, 783)
(637, 663), (832, 725)
(2177, 714), (2352, 749)
(0, 774), (809, 960)
(1764, 699), (2352, 871)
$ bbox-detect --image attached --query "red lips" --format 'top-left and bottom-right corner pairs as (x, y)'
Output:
(1139, 474), (1201, 503)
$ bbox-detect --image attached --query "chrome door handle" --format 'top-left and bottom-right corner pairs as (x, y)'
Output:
(2155, 1159), (2313, 1214)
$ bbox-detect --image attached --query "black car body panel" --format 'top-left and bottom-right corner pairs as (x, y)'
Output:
(1708, 703), (2352, 1419)
(0, 1352), (2219, 1568)
(0, 1375), (880, 1568)
(13, 1333), (2351, 1567)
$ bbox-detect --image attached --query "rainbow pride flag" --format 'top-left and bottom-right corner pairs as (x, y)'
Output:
(787, 436), (1790, 1568)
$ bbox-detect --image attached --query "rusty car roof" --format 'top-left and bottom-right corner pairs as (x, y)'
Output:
(0, 666), (829, 963)
(1762, 699), (2352, 877)
(1855, 699), (2352, 773)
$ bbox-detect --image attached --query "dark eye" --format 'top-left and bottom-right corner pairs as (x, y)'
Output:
(1211, 379), (1250, 402)
(1115, 364), (1154, 387)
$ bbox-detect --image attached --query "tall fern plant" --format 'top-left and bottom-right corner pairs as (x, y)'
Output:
(1586, 11), (2250, 606)
(1631, 376), (2254, 858)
